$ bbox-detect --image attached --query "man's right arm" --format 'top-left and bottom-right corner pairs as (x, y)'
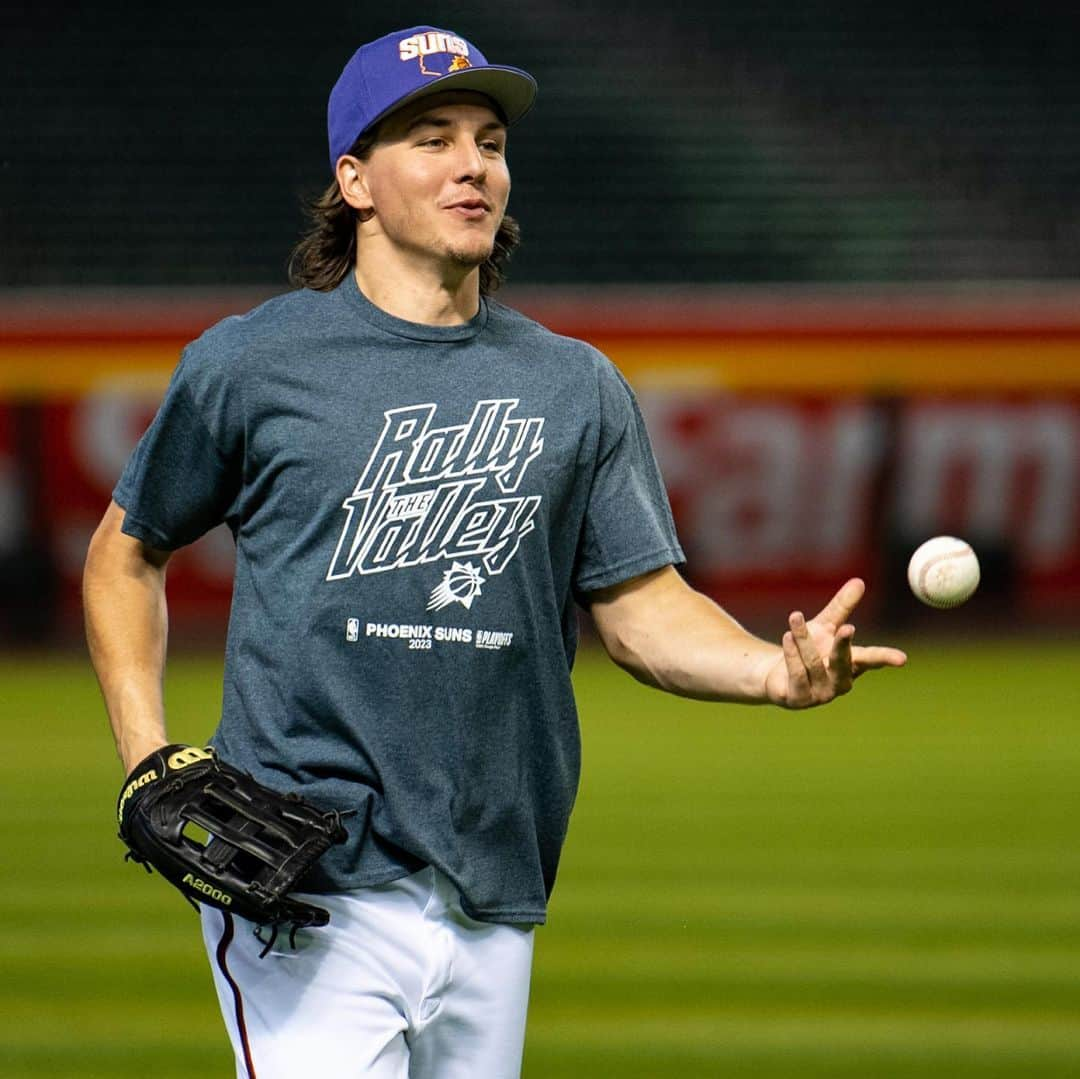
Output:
(83, 500), (174, 775)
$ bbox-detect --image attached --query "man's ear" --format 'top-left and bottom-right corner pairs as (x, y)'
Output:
(336, 155), (372, 214)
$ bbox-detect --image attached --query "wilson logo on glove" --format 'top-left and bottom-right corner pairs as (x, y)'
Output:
(117, 744), (349, 954)
(116, 769), (158, 826)
(168, 746), (215, 770)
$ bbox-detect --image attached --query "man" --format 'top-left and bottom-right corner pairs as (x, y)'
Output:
(83, 25), (906, 1079)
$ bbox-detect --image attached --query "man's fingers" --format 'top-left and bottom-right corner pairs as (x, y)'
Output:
(789, 611), (829, 694)
(851, 645), (908, 675)
(780, 594), (906, 708)
(781, 630), (811, 703)
(811, 578), (866, 631)
(829, 624), (855, 695)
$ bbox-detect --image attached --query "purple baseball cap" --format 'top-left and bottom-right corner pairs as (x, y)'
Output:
(327, 26), (537, 171)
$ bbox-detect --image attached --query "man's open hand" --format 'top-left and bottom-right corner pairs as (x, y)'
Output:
(765, 578), (907, 708)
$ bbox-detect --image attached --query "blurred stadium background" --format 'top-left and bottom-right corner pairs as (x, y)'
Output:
(3, 2), (1079, 1076)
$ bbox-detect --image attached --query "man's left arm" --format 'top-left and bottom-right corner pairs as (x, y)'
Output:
(586, 566), (906, 709)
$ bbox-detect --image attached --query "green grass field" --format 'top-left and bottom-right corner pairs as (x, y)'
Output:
(2, 640), (1079, 1077)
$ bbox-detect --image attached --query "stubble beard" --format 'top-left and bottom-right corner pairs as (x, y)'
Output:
(443, 207), (503, 273)
(444, 233), (495, 272)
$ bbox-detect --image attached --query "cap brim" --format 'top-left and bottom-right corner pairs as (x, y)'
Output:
(361, 66), (537, 137)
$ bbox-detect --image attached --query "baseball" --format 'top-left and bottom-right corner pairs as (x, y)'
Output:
(907, 536), (980, 609)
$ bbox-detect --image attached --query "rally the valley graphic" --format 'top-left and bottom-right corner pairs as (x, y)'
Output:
(327, 399), (544, 612)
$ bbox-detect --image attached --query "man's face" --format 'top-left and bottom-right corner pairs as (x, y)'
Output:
(354, 91), (511, 274)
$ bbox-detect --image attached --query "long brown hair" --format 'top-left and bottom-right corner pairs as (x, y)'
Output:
(287, 133), (521, 295)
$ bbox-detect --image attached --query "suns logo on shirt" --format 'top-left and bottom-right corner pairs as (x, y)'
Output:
(326, 400), (544, 608)
(427, 561), (485, 611)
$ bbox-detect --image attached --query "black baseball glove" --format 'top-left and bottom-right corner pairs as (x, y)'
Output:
(117, 744), (348, 950)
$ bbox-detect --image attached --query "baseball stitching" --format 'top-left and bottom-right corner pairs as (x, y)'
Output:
(917, 544), (975, 608)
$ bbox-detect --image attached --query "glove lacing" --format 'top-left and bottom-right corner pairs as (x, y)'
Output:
(253, 921), (304, 959)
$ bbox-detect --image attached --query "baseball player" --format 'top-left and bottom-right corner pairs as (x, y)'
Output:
(83, 25), (906, 1079)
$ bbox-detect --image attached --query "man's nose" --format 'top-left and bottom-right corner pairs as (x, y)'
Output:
(453, 140), (487, 182)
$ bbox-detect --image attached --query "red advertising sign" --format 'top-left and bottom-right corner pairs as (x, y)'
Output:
(638, 390), (1080, 623)
(2, 288), (1079, 636)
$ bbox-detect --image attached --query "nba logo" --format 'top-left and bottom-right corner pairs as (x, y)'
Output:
(346, 618), (360, 642)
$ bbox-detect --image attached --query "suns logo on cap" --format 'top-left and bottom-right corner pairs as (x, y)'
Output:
(398, 31), (472, 77)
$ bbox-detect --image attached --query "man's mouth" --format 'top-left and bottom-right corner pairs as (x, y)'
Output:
(444, 199), (491, 220)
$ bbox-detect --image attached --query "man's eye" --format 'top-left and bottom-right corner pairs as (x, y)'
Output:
(481, 141), (504, 153)
(420, 137), (446, 148)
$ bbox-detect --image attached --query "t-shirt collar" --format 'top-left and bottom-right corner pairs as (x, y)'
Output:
(338, 271), (489, 342)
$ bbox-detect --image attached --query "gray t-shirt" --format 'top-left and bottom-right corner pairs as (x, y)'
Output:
(114, 274), (684, 924)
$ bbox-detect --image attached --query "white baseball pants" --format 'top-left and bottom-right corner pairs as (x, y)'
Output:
(200, 866), (535, 1078)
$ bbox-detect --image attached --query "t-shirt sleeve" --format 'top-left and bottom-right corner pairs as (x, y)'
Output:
(112, 345), (244, 550)
(573, 357), (685, 594)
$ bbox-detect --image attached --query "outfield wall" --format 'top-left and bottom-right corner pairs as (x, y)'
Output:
(1, 287), (1078, 639)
